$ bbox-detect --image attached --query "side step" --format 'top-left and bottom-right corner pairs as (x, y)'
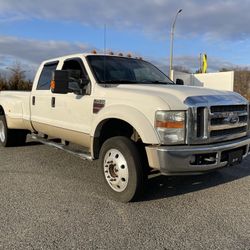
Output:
(31, 134), (93, 161)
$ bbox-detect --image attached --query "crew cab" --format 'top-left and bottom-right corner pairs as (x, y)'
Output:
(0, 53), (250, 202)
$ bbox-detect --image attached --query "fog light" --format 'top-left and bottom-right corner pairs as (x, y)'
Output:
(190, 153), (217, 165)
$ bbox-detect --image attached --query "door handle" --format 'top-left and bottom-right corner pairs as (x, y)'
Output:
(51, 97), (55, 108)
(32, 96), (35, 105)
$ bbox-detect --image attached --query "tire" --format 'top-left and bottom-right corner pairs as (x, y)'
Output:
(0, 115), (27, 147)
(99, 136), (145, 203)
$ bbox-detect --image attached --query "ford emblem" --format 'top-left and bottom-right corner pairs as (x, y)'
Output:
(228, 113), (239, 124)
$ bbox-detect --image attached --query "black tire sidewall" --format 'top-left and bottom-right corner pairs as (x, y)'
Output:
(0, 115), (27, 147)
(99, 136), (144, 202)
(0, 115), (7, 147)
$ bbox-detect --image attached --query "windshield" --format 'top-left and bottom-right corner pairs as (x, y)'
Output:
(87, 55), (173, 84)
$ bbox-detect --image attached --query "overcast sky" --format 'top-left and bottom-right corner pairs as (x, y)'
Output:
(0, 0), (250, 78)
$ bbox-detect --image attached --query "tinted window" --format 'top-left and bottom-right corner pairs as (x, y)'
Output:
(62, 59), (91, 94)
(37, 62), (58, 90)
(62, 59), (89, 81)
(62, 59), (86, 78)
(87, 56), (172, 84)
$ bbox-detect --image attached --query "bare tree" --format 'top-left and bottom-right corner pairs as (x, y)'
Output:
(0, 73), (8, 90)
(7, 62), (32, 91)
(234, 70), (250, 101)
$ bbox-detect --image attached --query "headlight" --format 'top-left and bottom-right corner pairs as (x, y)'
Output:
(155, 111), (186, 144)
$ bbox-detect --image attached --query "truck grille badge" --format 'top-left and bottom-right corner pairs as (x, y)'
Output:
(227, 113), (240, 124)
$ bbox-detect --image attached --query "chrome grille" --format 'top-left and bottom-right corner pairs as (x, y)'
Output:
(187, 104), (248, 144)
(210, 126), (247, 137)
(209, 105), (248, 141)
(210, 105), (247, 113)
(210, 115), (247, 126)
(185, 95), (249, 145)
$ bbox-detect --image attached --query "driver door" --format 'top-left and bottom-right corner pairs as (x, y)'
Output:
(50, 58), (93, 147)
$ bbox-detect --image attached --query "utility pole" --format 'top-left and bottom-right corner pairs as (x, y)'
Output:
(169, 9), (182, 79)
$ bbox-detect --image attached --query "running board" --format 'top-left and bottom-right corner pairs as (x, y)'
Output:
(31, 135), (93, 161)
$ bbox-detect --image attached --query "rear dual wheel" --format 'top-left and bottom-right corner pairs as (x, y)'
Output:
(99, 136), (145, 203)
(0, 115), (27, 147)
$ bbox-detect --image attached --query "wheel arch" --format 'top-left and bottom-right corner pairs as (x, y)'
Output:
(0, 96), (26, 129)
(91, 105), (160, 159)
(0, 105), (5, 115)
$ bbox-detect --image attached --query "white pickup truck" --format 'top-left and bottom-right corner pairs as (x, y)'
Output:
(0, 53), (250, 202)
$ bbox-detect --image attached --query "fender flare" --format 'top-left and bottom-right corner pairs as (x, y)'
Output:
(91, 105), (160, 144)
(0, 96), (24, 128)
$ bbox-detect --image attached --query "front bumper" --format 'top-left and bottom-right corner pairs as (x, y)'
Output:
(145, 136), (250, 175)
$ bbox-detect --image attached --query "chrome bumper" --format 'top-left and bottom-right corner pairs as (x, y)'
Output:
(145, 136), (250, 175)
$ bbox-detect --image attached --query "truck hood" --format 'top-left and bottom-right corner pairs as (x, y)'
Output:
(113, 84), (247, 109)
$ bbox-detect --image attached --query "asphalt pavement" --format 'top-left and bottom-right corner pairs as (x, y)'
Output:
(0, 139), (249, 249)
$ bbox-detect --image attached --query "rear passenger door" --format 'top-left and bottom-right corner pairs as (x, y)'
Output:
(30, 61), (59, 134)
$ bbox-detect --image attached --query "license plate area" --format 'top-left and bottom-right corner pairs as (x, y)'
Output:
(228, 150), (243, 166)
(221, 146), (246, 166)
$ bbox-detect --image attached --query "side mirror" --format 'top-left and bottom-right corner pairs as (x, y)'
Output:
(176, 78), (184, 85)
(51, 70), (69, 94)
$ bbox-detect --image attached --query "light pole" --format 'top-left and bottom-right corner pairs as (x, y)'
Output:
(169, 9), (182, 79)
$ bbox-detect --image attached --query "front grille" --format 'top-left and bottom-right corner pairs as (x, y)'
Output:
(211, 115), (248, 126)
(210, 105), (247, 113)
(210, 126), (247, 137)
(196, 107), (205, 137)
(189, 104), (248, 144)
(209, 104), (248, 142)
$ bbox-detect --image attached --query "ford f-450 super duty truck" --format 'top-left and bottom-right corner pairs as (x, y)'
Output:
(0, 53), (250, 202)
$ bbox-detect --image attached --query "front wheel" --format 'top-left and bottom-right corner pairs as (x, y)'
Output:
(99, 136), (145, 203)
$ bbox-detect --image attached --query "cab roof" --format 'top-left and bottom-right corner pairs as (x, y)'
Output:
(42, 53), (141, 64)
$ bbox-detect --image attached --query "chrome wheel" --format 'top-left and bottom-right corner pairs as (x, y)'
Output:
(0, 120), (5, 143)
(103, 149), (129, 192)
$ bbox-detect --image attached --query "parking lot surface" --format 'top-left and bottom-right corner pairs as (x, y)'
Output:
(0, 140), (249, 249)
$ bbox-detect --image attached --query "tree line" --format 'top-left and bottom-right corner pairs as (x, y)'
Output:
(0, 63), (32, 91)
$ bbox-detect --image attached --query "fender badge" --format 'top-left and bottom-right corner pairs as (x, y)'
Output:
(93, 99), (105, 114)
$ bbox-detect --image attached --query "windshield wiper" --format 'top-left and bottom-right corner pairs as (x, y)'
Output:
(100, 80), (138, 84)
(146, 80), (173, 84)
(99, 80), (173, 84)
